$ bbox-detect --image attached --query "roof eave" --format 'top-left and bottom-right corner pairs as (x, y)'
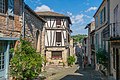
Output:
(93, 0), (105, 17)
(24, 4), (46, 22)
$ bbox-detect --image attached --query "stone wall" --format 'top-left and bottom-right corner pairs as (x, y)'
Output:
(0, 0), (45, 52)
(24, 8), (44, 52)
(0, 0), (23, 38)
(70, 38), (74, 56)
(45, 47), (69, 66)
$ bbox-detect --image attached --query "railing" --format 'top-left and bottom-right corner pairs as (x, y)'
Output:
(110, 22), (120, 38)
(102, 22), (120, 40)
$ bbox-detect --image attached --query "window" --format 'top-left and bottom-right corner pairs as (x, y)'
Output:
(114, 5), (118, 36)
(0, 0), (5, 13)
(103, 7), (106, 22)
(56, 19), (61, 27)
(95, 16), (98, 27)
(100, 7), (106, 24)
(95, 34), (99, 49)
(68, 34), (70, 43)
(114, 5), (118, 23)
(52, 51), (62, 59)
(0, 41), (6, 70)
(100, 11), (103, 24)
(56, 32), (61, 42)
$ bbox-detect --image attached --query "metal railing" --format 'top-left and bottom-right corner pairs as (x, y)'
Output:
(110, 22), (120, 38)
(102, 22), (120, 39)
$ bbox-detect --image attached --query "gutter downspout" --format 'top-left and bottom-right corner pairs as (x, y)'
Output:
(107, 0), (111, 76)
(22, 1), (25, 38)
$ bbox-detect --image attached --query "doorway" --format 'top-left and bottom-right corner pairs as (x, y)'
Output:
(116, 48), (120, 80)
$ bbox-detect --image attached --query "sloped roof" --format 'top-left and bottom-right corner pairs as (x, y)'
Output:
(36, 11), (72, 24)
(36, 11), (66, 17)
(25, 4), (46, 22)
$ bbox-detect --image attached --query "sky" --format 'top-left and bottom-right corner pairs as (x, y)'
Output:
(25, 0), (102, 35)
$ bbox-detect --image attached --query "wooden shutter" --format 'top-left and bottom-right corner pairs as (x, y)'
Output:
(56, 32), (61, 42)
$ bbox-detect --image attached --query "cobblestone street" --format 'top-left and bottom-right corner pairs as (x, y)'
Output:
(41, 65), (107, 80)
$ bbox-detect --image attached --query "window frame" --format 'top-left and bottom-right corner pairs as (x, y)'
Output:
(51, 51), (62, 60)
(0, 41), (6, 70)
(56, 19), (61, 28)
(0, 0), (5, 13)
(95, 16), (98, 27)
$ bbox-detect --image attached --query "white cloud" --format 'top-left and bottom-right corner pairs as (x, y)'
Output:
(66, 11), (93, 35)
(91, 18), (95, 22)
(72, 14), (84, 24)
(67, 12), (72, 16)
(85, 7), (97, 12)
(84, 15), (91, 18)
(67, 12), (84, 24)
(34, 5), (53, 12)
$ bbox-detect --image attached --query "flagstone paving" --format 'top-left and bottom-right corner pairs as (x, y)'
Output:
(40, 65), (108, 80)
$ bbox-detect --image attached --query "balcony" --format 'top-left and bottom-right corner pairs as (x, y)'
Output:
(102, 22), (120, 40)
(110, 22), (120, 40)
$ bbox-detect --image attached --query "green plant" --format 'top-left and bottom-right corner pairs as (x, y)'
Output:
(10, 39), (43, 79)
(67, 56), (76, 66)
(49, 62), (54, 64)
(96, 48), (108, 67)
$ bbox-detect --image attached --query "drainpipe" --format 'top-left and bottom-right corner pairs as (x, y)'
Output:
(22, 0), (25, 38)
(107, 0), (111, 76)
(5, 41), (10, 80)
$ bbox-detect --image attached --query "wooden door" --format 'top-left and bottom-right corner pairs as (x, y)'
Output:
(116, 48), (120, 80)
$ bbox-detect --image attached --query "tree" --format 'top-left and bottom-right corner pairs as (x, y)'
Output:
(71, 34), (87, 43)
(10, 39), (43, 80)
(96, 48), (108, 67)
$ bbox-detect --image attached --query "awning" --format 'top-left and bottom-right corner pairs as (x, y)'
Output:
(0, 37), (19, 41)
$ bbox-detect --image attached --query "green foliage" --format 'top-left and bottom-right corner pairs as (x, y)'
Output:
(67, 56), (76, 66)
(10, 39), (43, 79)
(96, 48), (108, 67)
(71, 34), (87, 43)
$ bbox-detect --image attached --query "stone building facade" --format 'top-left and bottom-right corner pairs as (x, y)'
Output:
(93, 0), (110, 73)
(85, 21), (95, 68)
(102, 0), (120, 79)
(0, 0), (45, 79)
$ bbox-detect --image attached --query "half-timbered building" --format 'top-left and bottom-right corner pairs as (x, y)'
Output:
(37, 11), (72, 65)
